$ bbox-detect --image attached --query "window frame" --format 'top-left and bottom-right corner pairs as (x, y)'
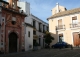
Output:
(28, 31), (30, 37)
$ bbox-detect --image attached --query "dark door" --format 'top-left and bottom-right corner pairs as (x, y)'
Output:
(39, 38), (41, 46)
(9, 32), (17, 53)
(43, 39), (44, 47)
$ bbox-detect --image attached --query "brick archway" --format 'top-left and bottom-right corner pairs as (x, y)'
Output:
(9, 32), (18, 53)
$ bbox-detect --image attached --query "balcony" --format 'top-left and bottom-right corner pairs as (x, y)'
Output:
(56, 25), (65, 30)
(43, 29), (45, 33)
(39, 27), (42, 32)
(33, 35), (38, 40)
(70, 22), (80, 28)
(33, 27), (37, 31)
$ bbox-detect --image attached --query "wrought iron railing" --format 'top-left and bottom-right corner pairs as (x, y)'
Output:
(70, 22), (80, 28)
(56, 25), (65, 30)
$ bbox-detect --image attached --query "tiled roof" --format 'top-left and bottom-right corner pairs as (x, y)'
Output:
(1, 6), (27, 16)
(31, 14), (49, 25)
(47, 8), (80, 20)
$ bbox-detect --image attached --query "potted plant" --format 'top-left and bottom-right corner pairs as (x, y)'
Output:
(33, 42), (41, 50)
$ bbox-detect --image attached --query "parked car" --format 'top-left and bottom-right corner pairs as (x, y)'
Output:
(51, 42), (70, 49)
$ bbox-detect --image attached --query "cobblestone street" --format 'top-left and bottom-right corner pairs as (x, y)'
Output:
(0, 48), (80, 57)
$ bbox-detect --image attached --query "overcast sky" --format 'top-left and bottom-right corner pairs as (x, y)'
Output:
(6, 0), (80, 23)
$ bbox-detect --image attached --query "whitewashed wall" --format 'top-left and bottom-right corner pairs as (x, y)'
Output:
(0, 13), (1, 50)
(17, 2), (32, 24)
(18, 1), (49, 49)
(18, 2), (33, 51)
(25, 26), (33, 51)
(31, 15), (48, 48)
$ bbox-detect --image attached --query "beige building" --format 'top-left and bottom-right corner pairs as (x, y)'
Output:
(48, 3), (80, 47)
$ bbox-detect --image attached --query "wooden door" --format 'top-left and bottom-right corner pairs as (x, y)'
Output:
(73, 32), (80, 46)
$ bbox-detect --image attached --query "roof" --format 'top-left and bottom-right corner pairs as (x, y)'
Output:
(47, 8), (80, 20)
(31, 14), (48, 25)
(1, 6), (27, 17)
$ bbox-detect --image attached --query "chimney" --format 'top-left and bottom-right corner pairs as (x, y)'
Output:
(56, 3), (59, 13)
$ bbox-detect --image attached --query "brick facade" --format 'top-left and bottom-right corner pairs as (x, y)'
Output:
(0, 0), (26, 53)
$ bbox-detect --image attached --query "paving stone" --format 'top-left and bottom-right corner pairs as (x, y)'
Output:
(0, 48), (80, 57)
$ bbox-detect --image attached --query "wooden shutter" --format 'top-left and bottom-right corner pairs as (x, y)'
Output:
(72, 16), (77, 20)
(58, 19), (62, 25)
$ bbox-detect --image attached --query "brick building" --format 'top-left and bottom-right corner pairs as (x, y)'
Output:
(0, 0), (26, 53)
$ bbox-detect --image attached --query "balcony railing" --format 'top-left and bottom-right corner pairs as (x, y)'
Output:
(39, 27), (42, 32)
(43, 29), (45, 33)
(56, 25), (65, 30)
(33, 35), (38, 40)
(70, 23), (80, 28)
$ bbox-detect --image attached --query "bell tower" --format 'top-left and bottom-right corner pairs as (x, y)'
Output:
(8, 0), (18, 9)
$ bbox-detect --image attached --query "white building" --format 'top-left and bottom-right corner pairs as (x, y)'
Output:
(31, 14), (49, 48)
(25, 23), (33, 51)
(18, 1), (49, 50)
(18, 2), (33, 51)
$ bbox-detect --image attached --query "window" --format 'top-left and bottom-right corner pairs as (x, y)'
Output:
(12, 17), (16, 25)
(33, 31), (36, 35)
(59, 10), (61, 12)
(2, 19), (4, 21)
(28, 31), (30, 37)
(72, 16), (77, 24)
(58, 19), (63, 29)
(39, 23), (42, 32)
(33, 20), (36, 28)
(43, 25), (45, 33)
(58, 19), (62, 25)
(1, 42), (3, 45)
(47, 27), (49, 31)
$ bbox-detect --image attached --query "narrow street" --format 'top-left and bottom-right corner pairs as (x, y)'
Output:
(0, 48), (80, 57)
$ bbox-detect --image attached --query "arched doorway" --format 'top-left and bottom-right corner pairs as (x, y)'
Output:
(9, 32), (18, 53)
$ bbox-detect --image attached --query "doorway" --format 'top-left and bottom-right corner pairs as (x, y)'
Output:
(59, 34), (64, 42)
(9, 32), (18, 53)
(73, 32), (80, 46)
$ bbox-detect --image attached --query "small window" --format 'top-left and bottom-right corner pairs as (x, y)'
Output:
(72, 16), (77, 24)
(28, 31), (30, 37)
(33, 31), (36, 35)
(1, 42), (3, 45)
(2, 19), (4, 21)
(59, 10), (61, 12)
(72, 16), (77, 20)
